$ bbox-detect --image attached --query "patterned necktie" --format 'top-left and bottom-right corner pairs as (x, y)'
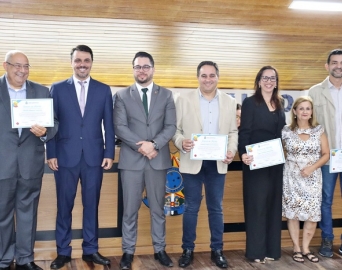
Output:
(141, 88), (148, 116)
(78, 81), (87, 116)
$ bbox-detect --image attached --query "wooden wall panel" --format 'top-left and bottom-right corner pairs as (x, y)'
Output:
(0, 0), (342, 89)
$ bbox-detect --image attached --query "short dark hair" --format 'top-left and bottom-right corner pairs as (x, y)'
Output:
(70, 45), (93, 61)
(236, 103), (242, 110)
(132, 51), (154, 67)
(327, 49), (342, 64)
(197, 61), (219, 77)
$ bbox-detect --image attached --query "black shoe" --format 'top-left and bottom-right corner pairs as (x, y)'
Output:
(50, 255), (71, 269)
(211, 250), (228, 268)
(154, 250), (173, 267)
(0, 267), (10, 270)
(82, 252), (110, 265)
(16, 262), (42, 270)
(178, 249), (194, 268)
(120, 253), (134, 270)
(339, 244), (342, 255)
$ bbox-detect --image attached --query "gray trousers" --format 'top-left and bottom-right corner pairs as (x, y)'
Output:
(121, 164), (167, 254)
(0, 176), (42, 267)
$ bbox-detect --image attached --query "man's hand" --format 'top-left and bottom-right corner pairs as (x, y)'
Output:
(30, 124), (47, 137)
(182, 139), (194, 152)
(146, 149), (158, 160)
(222, 151), (234, 164)
(47, 158), (58, 171)
(102, 158), (113, 170)
(136, 141), (154, 156)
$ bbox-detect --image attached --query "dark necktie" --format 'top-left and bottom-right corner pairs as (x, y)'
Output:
(78, 81), (86, 116)
(142, 88), (148, 116)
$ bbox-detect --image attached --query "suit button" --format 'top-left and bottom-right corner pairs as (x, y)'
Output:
(80, 137), (82, 139)
(18, 143), (21, 147)
(147, 124), (149, 127)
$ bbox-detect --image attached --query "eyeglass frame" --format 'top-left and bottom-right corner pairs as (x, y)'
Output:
(6, 62), (31, 70)
(133, 65), (153, 72)
(260, 76), (277, 82)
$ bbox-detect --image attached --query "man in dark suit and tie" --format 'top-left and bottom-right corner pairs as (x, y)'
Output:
(46, 45), (115, 269)
(0, 50), (58, 270)
(114, 51), (176, 269)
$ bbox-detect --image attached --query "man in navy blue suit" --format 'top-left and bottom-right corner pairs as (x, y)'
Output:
(46, 45), (115, 269)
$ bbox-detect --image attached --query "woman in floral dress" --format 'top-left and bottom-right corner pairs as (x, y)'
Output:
(282, 96), (329, 263)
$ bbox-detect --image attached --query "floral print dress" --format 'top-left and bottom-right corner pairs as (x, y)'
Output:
(282, 125), (324, 222)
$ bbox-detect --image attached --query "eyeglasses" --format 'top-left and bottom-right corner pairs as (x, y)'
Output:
(6, 62), (31, 70)
(261, 76), (276, 82)
(133, 65), (152, 72)
(236, 115), (241, 119)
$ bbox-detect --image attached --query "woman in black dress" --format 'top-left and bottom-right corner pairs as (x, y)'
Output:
(238, 66), (286, 263)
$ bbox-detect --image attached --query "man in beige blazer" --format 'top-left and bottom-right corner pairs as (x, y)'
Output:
(172, 61), (238, 268)
(309, 48), (342, 258)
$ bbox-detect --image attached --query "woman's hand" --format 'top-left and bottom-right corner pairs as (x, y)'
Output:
(242, 153), (254, 166)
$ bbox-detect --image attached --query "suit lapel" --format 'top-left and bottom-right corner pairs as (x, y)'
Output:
(322, 77), (335, 108)
(67, 77), (83, 117)
(84, 78), (96, 118)
(0, 75), (11, 117)
(192, 89), (203, 128)
(148, 84), (159, 120)
(217, 90), (225, 131)
(19, 81), (36, 139)
(130, 84), (147, 119)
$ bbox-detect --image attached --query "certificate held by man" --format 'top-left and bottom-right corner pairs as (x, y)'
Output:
(245, 138), (285, 170)
(11, 98), (54, 128)
(329, 149), (342, 173)
(190, 134), (228, 160)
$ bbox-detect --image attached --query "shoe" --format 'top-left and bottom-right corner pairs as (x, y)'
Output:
(292, 252), (304, 263)
(339, 244), (342, 255)
(211, 250), (228, 268)
(318, 238), (333, 257)
(120, 253), (134, 270)
(154, 250), (173, 267)
(16, 262), (42, 270)
(82, 252), (110, 265)
(303, 252), (319, 263)
(253, 259), (265, 264)
(50, 255), (71, 269)
(178, 249), (194, 268)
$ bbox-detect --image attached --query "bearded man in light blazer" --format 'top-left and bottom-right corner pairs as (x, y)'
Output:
(172, 61), (238, 269)
(114, 51), (176, 270)
(309, 48), (342, 258)
(0, 50), (58, 270)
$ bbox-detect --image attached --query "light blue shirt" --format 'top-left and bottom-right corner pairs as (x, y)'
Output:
(6, 76), (26, 136)
(199, 89), (219, 134)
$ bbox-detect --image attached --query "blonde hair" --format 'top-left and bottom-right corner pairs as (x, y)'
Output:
(289, 96), (318, 130)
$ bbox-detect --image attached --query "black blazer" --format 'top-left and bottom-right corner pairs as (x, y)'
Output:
(238, 95), (286, 157)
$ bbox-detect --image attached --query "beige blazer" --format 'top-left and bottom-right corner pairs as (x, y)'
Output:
(308, 76), (335, 153)
(172, 89), (238, 174)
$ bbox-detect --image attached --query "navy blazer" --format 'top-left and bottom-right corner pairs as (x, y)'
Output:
(46, 77), (114, 167)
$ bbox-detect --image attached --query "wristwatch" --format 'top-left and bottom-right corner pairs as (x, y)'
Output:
(151, 140), (159, 150)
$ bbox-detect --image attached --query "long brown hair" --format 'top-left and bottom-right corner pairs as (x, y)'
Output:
(254, 66), (283, 110)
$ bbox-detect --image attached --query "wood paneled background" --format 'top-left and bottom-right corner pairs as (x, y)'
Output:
(1, 0), (342, 89)
(1, 0), (342, 259)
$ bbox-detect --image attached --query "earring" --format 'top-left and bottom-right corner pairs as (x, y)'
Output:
(294, 115), (297, 118)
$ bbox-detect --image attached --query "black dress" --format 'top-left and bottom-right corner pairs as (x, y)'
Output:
(238, 95), (286, 260)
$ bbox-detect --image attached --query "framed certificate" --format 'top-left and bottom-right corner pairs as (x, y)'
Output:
(329, 149), (342, 173)
(190, 134), (228, 160)
(246, 138), (285, 170)
(11, 98), (54, 128)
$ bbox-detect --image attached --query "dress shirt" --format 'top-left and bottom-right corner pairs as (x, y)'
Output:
(136, 82), (153, 110)
(199, 89), (219, 134)
(73, 75), (90, 105)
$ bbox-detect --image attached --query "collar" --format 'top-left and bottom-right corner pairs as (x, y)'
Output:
(5, 75), (26, 92)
